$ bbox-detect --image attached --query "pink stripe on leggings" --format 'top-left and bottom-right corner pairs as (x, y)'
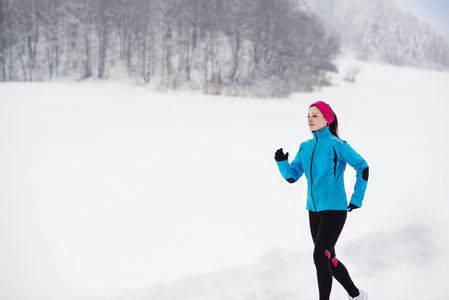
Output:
(324, 250), (339, 267)
(332, 257), (338, 267)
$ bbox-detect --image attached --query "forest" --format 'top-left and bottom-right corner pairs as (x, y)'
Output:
(0, 0), (339, 96)
(308, 0), (449, 69)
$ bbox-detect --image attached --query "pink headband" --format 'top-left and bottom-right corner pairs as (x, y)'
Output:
(310, 101), (334, 125)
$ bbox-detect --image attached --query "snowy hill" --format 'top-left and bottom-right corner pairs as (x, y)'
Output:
(1, 59), (449, 300)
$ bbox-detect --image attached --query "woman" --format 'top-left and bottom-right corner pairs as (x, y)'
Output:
(274, 101), (369, 300)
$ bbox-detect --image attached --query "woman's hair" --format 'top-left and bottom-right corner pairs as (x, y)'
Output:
(329, 109), (339, 138)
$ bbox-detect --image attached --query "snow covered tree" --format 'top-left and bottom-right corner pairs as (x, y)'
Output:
(307, 0), (449, 69)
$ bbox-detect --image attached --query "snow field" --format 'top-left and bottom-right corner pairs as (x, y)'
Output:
(1, 58), (448, 300)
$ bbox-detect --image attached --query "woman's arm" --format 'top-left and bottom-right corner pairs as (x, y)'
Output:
(337, 141), (369, 208)
(275, 148), (304, 184)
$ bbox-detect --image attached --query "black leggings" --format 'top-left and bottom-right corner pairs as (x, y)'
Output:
(309, 210), (359, 300)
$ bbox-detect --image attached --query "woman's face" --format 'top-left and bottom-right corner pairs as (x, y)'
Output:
(308, 106), (328, 132)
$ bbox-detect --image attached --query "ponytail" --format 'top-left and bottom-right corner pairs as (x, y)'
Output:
(328, 106), (339, 138)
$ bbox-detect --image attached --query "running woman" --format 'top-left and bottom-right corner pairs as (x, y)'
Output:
(274, 101), (369, 300)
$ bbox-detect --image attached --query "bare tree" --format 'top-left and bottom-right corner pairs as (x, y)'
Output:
(0, 0), (13, 81)
(39, 0), (65, 78)
(15, 0), (40, 81)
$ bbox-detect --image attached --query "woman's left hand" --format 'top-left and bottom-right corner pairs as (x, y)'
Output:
(347, 203), (359, 212)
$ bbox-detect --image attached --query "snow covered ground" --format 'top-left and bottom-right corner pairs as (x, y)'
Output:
(1, 59), (449, 300)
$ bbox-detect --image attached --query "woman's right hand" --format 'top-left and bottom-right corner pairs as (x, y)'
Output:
(274, 148), (289, 161)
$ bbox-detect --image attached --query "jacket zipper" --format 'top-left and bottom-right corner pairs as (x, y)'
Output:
(310, 132), (318, 212)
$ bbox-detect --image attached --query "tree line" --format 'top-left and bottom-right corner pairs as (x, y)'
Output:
(308, 0), (449, 70)
(0, 0), (339, 96)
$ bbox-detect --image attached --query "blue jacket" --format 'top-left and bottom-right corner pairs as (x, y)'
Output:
(277, 126), (369, 212)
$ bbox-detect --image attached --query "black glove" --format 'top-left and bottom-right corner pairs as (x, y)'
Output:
(347, 203), (359, 212)
(274, 148), (289, 162)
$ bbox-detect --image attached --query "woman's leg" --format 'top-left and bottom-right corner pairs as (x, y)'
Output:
(327, 249), (359, 297)
(309, 210), (359, 299)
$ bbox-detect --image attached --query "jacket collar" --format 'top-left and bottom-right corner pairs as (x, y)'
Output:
(312, 126), (331, 139)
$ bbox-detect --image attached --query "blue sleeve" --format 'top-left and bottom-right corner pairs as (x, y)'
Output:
(337, 141), (369, 207)
(276, 149), (304, 183)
